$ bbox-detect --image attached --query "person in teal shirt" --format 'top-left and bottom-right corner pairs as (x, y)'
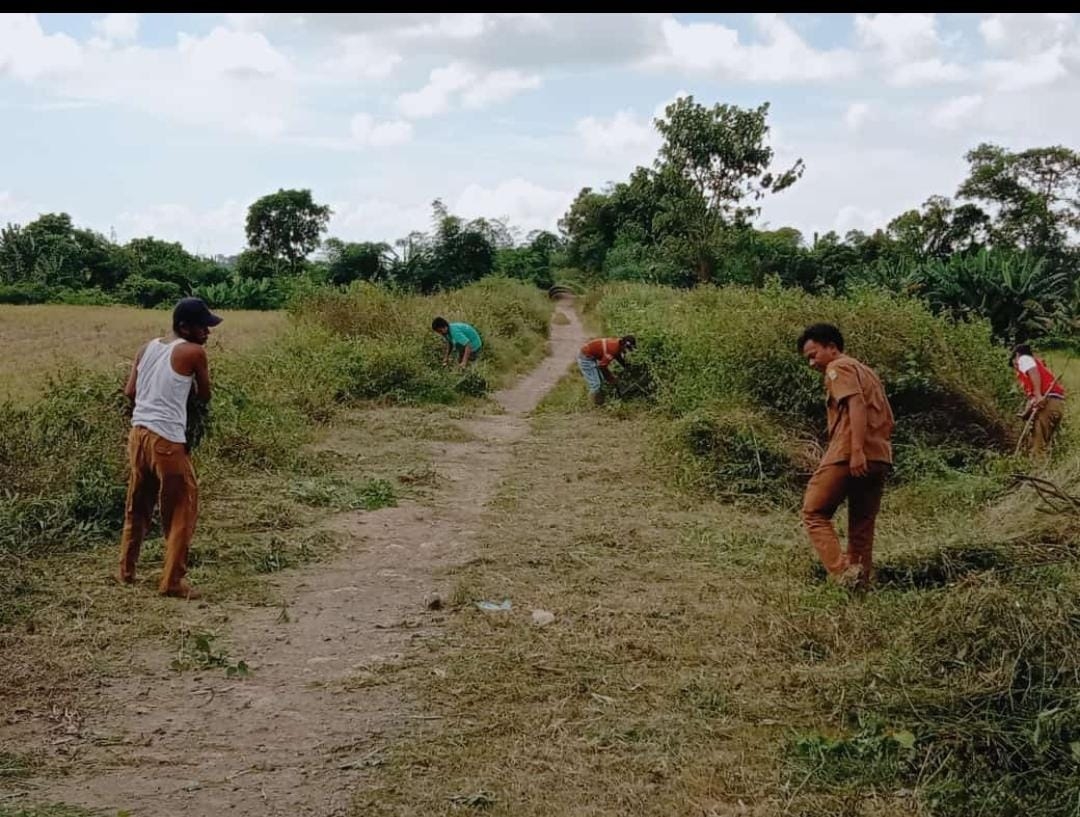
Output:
(432, 316), (483, 369)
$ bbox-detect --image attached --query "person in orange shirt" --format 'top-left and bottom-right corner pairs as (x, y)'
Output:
(577, 335), (636, 406)
(797, 323), (895, 589)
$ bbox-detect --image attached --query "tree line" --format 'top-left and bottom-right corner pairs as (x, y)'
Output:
(2, 96), (1076, 344)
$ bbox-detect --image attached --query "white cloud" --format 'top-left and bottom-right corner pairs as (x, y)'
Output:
(176, 26), (291, 80)
(576, 110), (657, 158)
(930, 94), (983, 130)
(7, 12), (1080, 260)
(984, 47), (1069, 91)
(31, 99), (98, 111)
(843, 102), (871, 131)
(397, 62), (540, 118)
(330, 198), (432, 244)
(0, 14), (82, 80)
(397, 62), (473, 118)
(0, 191), (29, 220)
(399, 13), (488, 41)
(114, 200), (250, 256)
(890, 58), (969, 87)
(833, 204), (888, 236)
(855, 13), (939, 65)
(652, 89), (690, 120)
(759, 141), (970, 243)
(92, 13), (139, 44)
(239, 113), (288, 140)
(349, 113), (413, 147)
(223, 13), (273, 32)
(978, 13), (1075, 56)
(273, 13), (664, 70)
(323, 34), (402, 80)
(978, 15), (1007, 48)
(971, 15), (1079, 92)
(453, 178), (574, 232)
(36, 25), (302, 139)
(653, 13), (856, 81)
(854, 13), (967, 87)
(461, 69), (541, 109)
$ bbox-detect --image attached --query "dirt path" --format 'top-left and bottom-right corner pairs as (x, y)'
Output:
(7, 299), (586, 817)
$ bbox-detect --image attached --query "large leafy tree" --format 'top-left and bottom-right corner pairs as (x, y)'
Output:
(323, 238), (394, 286)
(245, 189), (332, 276)
(958, 143), (1080, 254)
(653, 96), (804, 282)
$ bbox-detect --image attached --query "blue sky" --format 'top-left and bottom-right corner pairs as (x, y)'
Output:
(2, 13), (1078, 256)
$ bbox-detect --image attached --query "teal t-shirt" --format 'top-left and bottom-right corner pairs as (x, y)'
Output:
(448, 322), (482, 351)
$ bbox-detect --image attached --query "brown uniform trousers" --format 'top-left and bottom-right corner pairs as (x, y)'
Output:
(801, 461), (889, 579)
(117, 426), (198, 594)
(1030, 398), (1065, 459)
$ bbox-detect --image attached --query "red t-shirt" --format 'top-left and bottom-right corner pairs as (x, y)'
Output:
(1015, 355), (1066, 399)
(580, 338), (622, 368)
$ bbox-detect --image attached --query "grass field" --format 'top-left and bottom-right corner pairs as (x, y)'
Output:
(2, 289), (1077, 817)
(0, 304), (289, 404)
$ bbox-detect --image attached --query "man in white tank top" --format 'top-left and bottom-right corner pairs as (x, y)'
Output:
(116, 297), (221, 599)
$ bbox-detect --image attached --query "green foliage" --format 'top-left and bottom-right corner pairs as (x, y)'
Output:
(495, 230), (561, 289)
(790, 715), (919, 789)
(171, 629), (250, 677)
(117, 274), (181, 308)
(194, 276), (285, 310)
(0, 282), (52, 304)
(958, 143), (1080, 252)
(323, 238), (393, 286)
(288, 476), (397, 512)
(125, 237), (225, 290)
(918, 248), (1072, 343)
(650, 96), (803, 283)
(293, 277), (550, 402)
(387, 200), (499, 293)
(0, 278), (551, 615)
(663, 406), (809, 499)
(245, 188), (332, 275)
(591, 282), (1015, 494)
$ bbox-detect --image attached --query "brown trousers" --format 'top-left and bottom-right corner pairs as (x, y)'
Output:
(117, 426), (199, 593)
(1030, 398), (1065, 459)
(801, 462), (888, 579)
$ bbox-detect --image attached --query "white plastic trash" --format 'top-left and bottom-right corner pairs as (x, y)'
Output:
(531, 609), (555, 626)
(475, 599), (512, 612)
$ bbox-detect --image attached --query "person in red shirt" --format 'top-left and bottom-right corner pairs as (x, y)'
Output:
(577, 335), (636, 406)
(1012, 344), (1067, 459)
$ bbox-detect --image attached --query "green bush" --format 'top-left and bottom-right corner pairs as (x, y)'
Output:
(119, 275), (182, 308)
(52, 287), (117, 306)
(0, 277), (553, 581)
(0, 282), (52, 304)
(292, 277), (551, 400)
(591, 280), (1016, 493)
(195, 277), (285, 311)
(662, 405), (813, 498)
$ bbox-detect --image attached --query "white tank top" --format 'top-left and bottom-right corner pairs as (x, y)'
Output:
(131, 338), (193, 443)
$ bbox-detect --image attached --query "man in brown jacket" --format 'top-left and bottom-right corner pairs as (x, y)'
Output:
(798, 323), (895, 589)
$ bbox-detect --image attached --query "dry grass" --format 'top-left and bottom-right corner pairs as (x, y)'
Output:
(347, 399), (921, 816)
(0, 405), (456, 729)
(348, 359), (1080, 816)
(0, 806), (100, 817)
(0, 304), (287, 404)
(2, 294), (1075, 814)
(551, 311), (571, 326)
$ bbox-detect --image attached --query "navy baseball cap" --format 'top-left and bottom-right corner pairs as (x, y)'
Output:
(173, 297), (223, 328)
